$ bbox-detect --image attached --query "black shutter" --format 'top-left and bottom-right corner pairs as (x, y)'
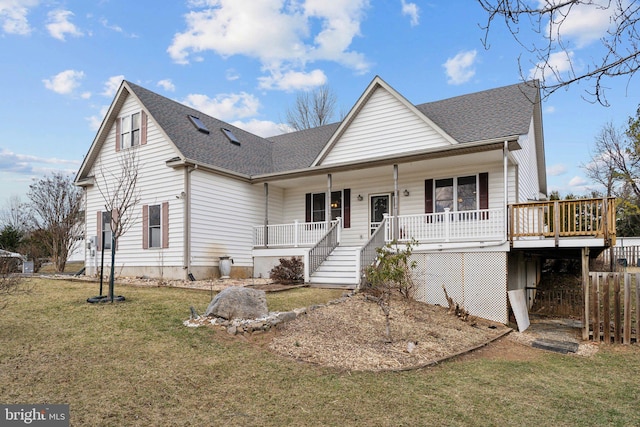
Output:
(343, 189), (351, 228)
(425, 179), (433, 214)
(305, 193), (311, 223)
(479, 173), (489, 209)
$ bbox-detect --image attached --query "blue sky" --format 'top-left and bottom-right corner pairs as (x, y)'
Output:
(0, 0), (638, 206)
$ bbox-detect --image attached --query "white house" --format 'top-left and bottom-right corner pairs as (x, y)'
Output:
(75, 76), (615, 324)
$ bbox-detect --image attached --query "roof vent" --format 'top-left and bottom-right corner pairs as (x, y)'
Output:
(188, 115), (210, 134)
(221, 127), (241, 145)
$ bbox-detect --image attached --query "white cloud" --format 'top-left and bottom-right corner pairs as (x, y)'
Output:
(568, 175), (588, 187)
(544, 105), (556, 114)
(157, 79), (176, 92)
(400, 0), (419, 26)
(167, 0), (370, 89)
(101, 75), (125, 97)
(529, 50), (575, 82)
(42, 69), (85, 95)
(226, 69), (240, 81)
(0, 147), (80, 175)
(86, 105), (110, 131)
(231, 118), (290, 138)
(544, 0), (614, 48)
(181, 92), (260, 120)
(0, 0), (39, 35)
(258, 68), (327, 91)
(443, 50), (477, 85)
(99, 17), (138, 38)
(46, 9), (83, 41)
(547, 163), (567, 176)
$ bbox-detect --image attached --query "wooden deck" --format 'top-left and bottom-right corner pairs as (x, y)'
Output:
(509, 198), (616, 249)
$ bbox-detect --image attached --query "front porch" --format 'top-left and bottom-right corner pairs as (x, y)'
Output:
(252, 198), (616, 288)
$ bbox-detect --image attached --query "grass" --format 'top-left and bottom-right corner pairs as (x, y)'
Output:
(2, 279), (640, 426)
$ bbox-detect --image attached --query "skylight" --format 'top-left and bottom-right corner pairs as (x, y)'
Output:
(221, 127), (241, 145)
(188, 115), (210, 134)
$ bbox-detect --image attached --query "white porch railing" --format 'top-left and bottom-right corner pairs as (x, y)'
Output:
(254, 220), (336, 248)
(387, 208), (505, 243)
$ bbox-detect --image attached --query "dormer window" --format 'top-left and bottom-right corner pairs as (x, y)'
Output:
(188, 115), (210, 134)
(221, 127), (240, 145)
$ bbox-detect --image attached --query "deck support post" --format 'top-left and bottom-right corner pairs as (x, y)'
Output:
(582, 247), (590, 340)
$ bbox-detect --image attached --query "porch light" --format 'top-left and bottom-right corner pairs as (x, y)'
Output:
(403, 189), (410, 196)
(357, 194), (363, 201)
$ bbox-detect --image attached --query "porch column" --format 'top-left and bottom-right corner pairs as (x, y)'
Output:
(326, 174), (332, 228)
(503, 141), (508, 241)
(393, 164), (399, 240)
(264, 183), (269, 247)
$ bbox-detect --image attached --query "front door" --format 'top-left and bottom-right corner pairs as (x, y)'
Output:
(370, 193), (391, 235)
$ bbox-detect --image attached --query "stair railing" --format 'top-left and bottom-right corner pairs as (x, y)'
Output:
(307, 217), (341, 277)
(358, 215), (388, 288)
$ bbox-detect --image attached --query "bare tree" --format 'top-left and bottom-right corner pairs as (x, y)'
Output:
(94, 149), (142, 301)
(478, 0), (640, 105)
(583, 122), (624, 197)
(0, 195), (28, 231)
(285, 85), (339, 131)
(583, 108), (640, 236)
(25, 173), (83, 273)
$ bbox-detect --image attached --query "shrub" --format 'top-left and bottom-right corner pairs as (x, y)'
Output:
(269, 257), (304, 285)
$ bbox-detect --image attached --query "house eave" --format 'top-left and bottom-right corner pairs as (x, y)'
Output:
(165, 157), (252, 182)
(251, 137), (521, 183)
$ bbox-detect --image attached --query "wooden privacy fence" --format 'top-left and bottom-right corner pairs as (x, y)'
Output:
(587, 272), (640, 344)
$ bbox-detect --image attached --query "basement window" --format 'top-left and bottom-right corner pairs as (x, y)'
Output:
(188, 115), (210, 134)
(221, 127), (241, 145)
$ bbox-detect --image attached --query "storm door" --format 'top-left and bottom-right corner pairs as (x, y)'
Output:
(370, 193), (391, 235)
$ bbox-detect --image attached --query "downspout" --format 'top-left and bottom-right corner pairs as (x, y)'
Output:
(184, 164), (196, 280)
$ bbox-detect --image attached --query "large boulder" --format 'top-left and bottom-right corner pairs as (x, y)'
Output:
(204, 287), (268, 320)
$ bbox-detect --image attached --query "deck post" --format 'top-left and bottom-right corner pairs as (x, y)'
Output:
(582, 247), (590, 340)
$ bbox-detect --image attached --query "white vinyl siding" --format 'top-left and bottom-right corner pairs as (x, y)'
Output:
(190, 171), (264, 268)
(510, 118), (541, 202)
(277, 155), (506, 246)
(321, 87), (453, 165)
(84, 93), (184, 274)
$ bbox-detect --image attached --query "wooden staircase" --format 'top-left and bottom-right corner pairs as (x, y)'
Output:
(309, 246), (359, 287)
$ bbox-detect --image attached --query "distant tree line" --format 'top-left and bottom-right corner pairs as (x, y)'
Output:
(0, 172), (83, 273)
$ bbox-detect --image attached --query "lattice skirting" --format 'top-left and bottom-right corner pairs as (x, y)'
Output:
(411, 252), (508, 323)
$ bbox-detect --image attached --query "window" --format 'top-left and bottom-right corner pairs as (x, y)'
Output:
(148, 205), (161, 248)
(305, 190), (351, 228)
(188, 115), (210, 134)
(143, 202), (169, 249)
(120, 112), (140, 149)
(102, 211), (112, 250)
(433, 175), (478, 212)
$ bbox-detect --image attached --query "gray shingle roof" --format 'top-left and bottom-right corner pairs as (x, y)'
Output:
(416, 81), (539, 143)
(127, 81), (275, 176)
(126, 80), (538, 177)
(267, 122), (341, 172)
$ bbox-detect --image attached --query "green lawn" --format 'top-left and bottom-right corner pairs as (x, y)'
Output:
(1, 278), (639, 426)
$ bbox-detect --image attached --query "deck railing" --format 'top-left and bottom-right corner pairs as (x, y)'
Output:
(387, 208), (505, 243)
(509, 198), (616, 243)
(253, 220), (335, 247)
